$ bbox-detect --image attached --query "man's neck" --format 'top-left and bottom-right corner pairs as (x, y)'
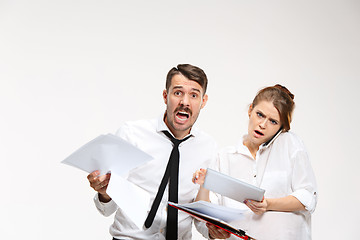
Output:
(170, 129), (191, 140)
(163, 114), (191, 140)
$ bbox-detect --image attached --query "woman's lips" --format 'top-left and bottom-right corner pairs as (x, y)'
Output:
(254, 130), (264, 137)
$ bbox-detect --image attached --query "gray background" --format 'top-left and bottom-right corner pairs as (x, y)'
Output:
(1, 0), (359, 239)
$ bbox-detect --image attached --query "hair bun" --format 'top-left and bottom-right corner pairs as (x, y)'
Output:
(274, 84), (294, 100)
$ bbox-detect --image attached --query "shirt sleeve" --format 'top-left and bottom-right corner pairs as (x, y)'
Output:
(92, 124), (132, 217)
(115, 122), (136, 145)
(93, 193), (118, 217)
(290, 150), (318, 213)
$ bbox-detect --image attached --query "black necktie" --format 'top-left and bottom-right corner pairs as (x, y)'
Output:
(144, 131), (191, 239)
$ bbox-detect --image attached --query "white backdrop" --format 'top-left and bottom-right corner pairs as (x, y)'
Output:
(1, 1), (359, 239)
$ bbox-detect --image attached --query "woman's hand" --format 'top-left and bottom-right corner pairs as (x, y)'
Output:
(193, 168), (210, 202)
(192, 168), (207, 185)
(246, 195), (306, 213)
(244, 198), (268, 215)
(207, 223), (231, 239)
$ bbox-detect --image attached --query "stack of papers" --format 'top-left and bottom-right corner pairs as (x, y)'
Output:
(62, 133), (153, 176)
(169, 201), (256, 239)
(174, 200), (245, 222)
(62, 133), (153, 229)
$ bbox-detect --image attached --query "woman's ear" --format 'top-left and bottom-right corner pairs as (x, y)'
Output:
(248, 104), (253, 117)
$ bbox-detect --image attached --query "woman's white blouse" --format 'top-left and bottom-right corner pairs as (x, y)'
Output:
(215, 131), (317, 240)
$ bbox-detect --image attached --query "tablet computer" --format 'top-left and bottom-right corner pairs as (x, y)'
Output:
(203, 168), (265, 203)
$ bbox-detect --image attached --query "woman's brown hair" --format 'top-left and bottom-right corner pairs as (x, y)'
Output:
(251, 84), (295, 132)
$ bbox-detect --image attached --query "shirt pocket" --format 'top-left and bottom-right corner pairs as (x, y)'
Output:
(261, 171), (289, 198)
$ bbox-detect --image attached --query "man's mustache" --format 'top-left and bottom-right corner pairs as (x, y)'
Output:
(174, 106), (192, 116)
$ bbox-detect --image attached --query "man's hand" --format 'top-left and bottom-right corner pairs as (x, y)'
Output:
(87, 170), (112, 202)
(207, 223), (231, 239)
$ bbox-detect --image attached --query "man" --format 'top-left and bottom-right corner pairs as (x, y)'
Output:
(87, 64), (217, 239)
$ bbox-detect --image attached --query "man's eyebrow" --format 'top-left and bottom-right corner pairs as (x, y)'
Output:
(172, 86), (201, 93)
(191, 88), (201, 93)
(172, 86), (183, 90)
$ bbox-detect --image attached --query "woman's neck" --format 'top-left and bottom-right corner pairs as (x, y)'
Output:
(243, 136), (260, 159)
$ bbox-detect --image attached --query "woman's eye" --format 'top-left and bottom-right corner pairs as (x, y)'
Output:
(256, 112), (263, 118)
(270, 120), (278, 125)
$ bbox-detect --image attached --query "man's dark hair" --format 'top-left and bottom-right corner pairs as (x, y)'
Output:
(165, 64), (208, 95)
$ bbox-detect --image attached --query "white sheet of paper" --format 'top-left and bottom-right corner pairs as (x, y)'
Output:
(62, 133), (153, 229)
(107, 173), (150, 229)
(204, 168), (265, 203)
(62, 133), (153, 176)
(175, 200), (246, 222)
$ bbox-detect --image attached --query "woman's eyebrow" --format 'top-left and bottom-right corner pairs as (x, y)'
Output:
(257, 110), (265, 116)
(270, 117), (280, 123)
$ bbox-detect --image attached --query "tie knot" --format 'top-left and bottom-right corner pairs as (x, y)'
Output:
(163, 131), (191, 146)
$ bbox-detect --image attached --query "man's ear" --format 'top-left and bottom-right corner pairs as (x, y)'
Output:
(248, 104), (253, 117)
(200, 94), (208, 109)
(163, 89), (168, 104)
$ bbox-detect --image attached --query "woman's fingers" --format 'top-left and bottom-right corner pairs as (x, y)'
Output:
(192, 169), (207, 185)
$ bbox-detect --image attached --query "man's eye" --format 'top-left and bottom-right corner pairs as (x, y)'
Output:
(256, 112), (264, 118)
(174, 91), (182, 96)
(191, 93), (198, 98)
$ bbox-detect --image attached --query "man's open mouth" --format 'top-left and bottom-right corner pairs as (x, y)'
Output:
(176, 111), (190, 119)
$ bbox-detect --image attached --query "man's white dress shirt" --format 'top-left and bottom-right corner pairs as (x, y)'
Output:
(94, 115), (216, 239)
(215, 131), (317, 240)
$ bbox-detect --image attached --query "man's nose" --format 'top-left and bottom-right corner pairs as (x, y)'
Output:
(180, 94), (190, 106)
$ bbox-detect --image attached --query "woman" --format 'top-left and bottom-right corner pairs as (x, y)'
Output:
(193, 85), (317, 240)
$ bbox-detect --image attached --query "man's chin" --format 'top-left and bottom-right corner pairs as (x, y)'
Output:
(170, 122), (192, 133)
(174, 124), (191, 132)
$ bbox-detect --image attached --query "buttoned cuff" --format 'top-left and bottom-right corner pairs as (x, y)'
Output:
(291, 189), (317, 213)
(94, 193), (118, 217)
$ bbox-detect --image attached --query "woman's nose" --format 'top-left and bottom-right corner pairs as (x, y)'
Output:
(259, 120), (266, 129)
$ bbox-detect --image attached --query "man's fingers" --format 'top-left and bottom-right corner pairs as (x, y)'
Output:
(87, 170), (100, 180)
(88, 173), (109, 186)
(91, 172), (110, 183)
(93, 179), (109, 191)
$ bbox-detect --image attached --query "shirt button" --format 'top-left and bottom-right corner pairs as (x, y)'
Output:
(254, 174), (256, 178)
(160, 228), (164, 233)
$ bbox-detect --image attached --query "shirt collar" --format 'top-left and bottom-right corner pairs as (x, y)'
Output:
(156, 112), (197, 139)
(236, 131), (283, 153)
(235, 136), (252, 155)
(260, 129), (283, 149)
